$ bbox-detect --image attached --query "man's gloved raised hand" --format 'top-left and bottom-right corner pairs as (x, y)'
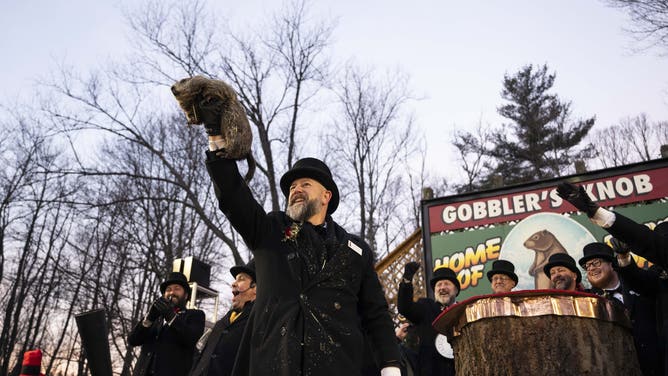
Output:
(199, 97), (223, 136)
(403, 262), (421, 283)
(146, 298), (163, 322)
(609, 237), (631, 254)
(556, 182), (599, 217)
(153, 297), (177, 323)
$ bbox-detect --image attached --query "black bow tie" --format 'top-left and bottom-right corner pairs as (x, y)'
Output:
(604, 285), (623, 295)
(602, 285), (624, 302)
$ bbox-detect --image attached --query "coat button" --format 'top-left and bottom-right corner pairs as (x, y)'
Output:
(300, 293), (307, 301)
(333, 302), (341, 310)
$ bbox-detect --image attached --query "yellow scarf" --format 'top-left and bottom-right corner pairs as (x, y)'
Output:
(229, 311), (241, 323)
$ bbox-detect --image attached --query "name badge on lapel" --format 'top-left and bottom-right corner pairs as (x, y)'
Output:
(348, 240), (363, 256)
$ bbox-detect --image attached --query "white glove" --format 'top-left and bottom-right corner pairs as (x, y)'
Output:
(380, 366), (401, 376)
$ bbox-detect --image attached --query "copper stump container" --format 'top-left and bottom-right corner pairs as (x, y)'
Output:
(432, 290), (641, 376)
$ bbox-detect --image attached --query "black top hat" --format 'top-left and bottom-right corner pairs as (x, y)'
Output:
(279, 158), (340, 214)
(655, 222), (668, 237)
(543, 253), (581, 284)
(230, 259), (256, 282)
(160, 271), (191, 295)
(578, 242), (616, 268)
(486, 260), (518, 284)
(430, 267), (460, 295)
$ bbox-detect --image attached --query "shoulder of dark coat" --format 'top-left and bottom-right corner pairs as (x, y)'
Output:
(184, 309), (206, 319)
(268, 211), (292, 224)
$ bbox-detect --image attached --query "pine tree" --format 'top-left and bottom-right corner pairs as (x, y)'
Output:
(481, 64), (594, 187)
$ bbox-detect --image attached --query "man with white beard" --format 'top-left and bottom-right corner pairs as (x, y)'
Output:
(398, 263), (459, 376)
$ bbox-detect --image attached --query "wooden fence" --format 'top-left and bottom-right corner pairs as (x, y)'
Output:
(375, 228), (427, 323)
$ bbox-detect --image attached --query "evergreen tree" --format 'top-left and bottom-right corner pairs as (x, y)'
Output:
(480, 64), (594, 187)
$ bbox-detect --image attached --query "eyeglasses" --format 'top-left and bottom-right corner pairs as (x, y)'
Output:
(584, 259), (603, 270)
(491, 275), (512, 283)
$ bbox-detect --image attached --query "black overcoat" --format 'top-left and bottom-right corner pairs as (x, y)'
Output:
(397, 281), (455, 376)
(205, 155), (400, 376)
(606, 212), (668, 268)
(616, 260), (665, 376)
(128, 308), (205, 376)
(190, 301), (254, 376)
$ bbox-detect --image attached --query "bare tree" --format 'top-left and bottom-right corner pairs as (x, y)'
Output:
(0, 117), (79, 375)
(0, 0), (429, 373)
(605, 0), (668, 52)
(218, 0), (333, 212)
(326, 65), (418, 258)
(589, 113), (668, 167)
(452, 119), (494, 193)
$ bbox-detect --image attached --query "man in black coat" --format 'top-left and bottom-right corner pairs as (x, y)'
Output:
(204, 151), (401, 375)
(190, 259), (257, 376)
(128, 272), (206, 376)
(557, 182), (668, 267)
(397, 262), (458, 376)
(578, 242), (662, 376)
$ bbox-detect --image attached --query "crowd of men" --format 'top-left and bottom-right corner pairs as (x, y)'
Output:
(126, 94), (667, 376)
(126, 159), (667, 376)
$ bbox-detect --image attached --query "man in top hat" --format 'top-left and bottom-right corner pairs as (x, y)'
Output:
(190, 259), (257, 376)
(128, 271), (205, 376)
(398, 262), (458, 376)
(557, 181), (668, 268)
(578, 242), (662, 376)
(203, 145), (401, 373)
(612, 237), (668, 375)
(543, 253), (582, 291)
(487, 260), (518, 294)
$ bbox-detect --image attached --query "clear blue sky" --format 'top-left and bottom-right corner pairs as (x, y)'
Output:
(2, 1), (667, 177)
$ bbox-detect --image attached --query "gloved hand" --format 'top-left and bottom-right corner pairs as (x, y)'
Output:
(199, 97), (223, 136)
(154, 297), (177, 322)
(146, 298), (163, 322)
(403, 262), (421, 282)
(556, 182), (599, 217)
(609, 237), (631, 254)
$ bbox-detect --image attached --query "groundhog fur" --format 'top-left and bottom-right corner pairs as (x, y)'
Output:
(171, 75), (255, 181)
(524, 229), (569, 289)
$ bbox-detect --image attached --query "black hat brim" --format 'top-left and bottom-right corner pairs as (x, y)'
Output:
(543, 262), (582, 284)
(430, 275), (461, 295)
(230, 265), (256, 282)
(280, 167), (339, 215)
(160, 280), (191, 295)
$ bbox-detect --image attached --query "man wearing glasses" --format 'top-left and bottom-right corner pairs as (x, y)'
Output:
(578, 242), (662, 376)
(486, 260), (518, 294)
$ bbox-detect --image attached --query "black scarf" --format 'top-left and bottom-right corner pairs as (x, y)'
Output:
(293, 216), (338, 281)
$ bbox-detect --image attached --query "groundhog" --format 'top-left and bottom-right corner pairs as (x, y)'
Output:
(171, 75), (255, 181)
(523, 229), (569, 289)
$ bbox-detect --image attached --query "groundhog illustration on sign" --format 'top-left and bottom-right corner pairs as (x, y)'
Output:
(524, 229), (569, 289)
(171, 75), (255, 181)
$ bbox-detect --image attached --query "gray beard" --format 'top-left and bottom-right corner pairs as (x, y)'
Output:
(553, 275), (574, 290)
(435, 293), (453, 306)
(286, 198), (319, 222)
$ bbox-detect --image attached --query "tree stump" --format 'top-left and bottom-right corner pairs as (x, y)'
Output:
(434, 291), (641, 376)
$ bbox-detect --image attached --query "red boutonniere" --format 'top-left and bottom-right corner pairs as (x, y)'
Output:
(282, 222), (301, 242)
